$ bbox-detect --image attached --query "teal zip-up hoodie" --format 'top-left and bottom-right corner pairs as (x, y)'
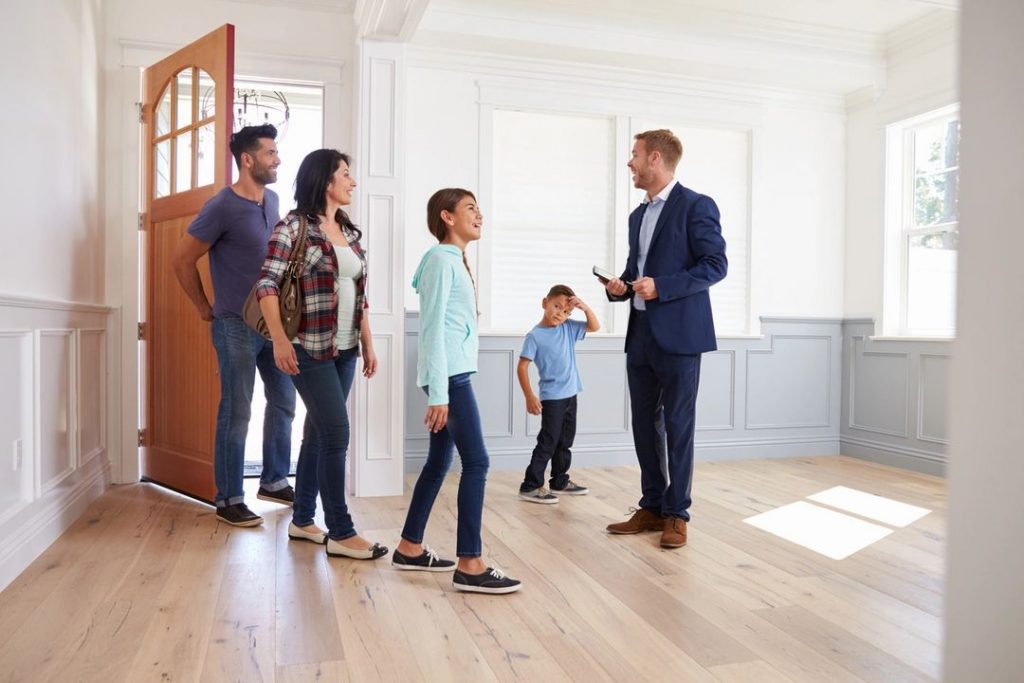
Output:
(412, 244), (478, 405)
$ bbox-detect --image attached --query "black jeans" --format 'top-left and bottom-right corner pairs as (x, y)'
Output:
(520, 395), (577, 492)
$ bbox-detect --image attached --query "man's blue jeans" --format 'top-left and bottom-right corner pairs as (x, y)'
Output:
(210, 315), (296, 507)
(401, 373), (489, 557)
(290, 345), (359, 540)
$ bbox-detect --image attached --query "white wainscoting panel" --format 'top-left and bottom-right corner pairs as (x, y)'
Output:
(697, 350), (735, 431)
(746, 336), (832, 429)
(849, 337), (910, 437)
(78, 329), (106, 465)
(366, 334), (394, 462)
(38, 330), (75, 494)
(0, 332), (33, 526)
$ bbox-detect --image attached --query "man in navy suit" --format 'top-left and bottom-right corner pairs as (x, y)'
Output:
(602, 129), (727, 549)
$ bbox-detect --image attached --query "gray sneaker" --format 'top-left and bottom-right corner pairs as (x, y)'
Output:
(519, 487), (559, 504)
(552, 481), (589, 495)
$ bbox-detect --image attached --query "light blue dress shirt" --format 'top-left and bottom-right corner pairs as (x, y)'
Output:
(633, 179), (677, 311)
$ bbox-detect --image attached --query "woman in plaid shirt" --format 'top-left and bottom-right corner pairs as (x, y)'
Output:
(255, 149), (387, 560)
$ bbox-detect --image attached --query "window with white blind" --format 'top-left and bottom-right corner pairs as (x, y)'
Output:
(631, 121), (750, 335)
(486, 110), (750, 335)
(487, 110), (616, 332)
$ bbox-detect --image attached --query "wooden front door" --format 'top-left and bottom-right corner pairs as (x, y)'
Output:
(140, 25), (234, 502)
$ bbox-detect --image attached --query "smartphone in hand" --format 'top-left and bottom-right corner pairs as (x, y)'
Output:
(593, 266), (633, 291)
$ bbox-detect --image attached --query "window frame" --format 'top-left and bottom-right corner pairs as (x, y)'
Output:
(884, 104), (960, 338)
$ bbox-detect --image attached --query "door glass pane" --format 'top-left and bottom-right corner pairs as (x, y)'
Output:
(155, 86), (171, 137)
(197, 123), (215, 187)
(198, 69), (215, 120)
(175, 68), (194, 130)
(175, 133), (192, 193)
(154, 139), (170, 198)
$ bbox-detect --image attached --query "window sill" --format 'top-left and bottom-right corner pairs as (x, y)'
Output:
(868, 335), (955, 342)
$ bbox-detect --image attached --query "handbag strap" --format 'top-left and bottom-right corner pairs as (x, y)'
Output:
(285, 214), (309, 275)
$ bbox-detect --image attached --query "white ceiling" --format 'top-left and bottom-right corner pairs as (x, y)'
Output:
(413, 0), (960, 96)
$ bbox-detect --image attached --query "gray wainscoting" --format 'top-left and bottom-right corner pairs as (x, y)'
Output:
(404, 313), (849, 474)
(840, 320), (950, 476)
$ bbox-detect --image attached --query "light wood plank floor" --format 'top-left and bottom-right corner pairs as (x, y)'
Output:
(0, 456), (945, 683)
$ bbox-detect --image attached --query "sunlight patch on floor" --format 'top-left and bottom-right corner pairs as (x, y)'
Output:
(807, 486), (931, 527)
(743, 501), (894, 560)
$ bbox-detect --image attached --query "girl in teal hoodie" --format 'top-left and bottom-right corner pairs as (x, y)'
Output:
(392, 188), (522, 594)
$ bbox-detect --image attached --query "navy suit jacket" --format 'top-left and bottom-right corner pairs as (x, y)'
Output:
(612, 183), (728, 355)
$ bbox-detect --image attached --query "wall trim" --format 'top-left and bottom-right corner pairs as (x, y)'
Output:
(0, 293), (113, 314)
(0, 457), (110, 593)
(840, 434), (945, 476)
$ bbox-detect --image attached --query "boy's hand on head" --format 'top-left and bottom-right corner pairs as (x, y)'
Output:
(568, 296), (589, 312)
(526, 395), (542, 415)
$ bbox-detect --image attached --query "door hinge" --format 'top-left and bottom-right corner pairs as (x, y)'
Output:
(137, 322), (145, 340)
(138, 212), (146, 231)
(136, 101), (145, 124)
(137, 429), (147, 447)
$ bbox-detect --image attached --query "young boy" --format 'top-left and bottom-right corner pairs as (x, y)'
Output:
(518, 285), (600, 503)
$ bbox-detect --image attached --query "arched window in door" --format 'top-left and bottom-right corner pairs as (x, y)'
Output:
(153, 67), (216, 198)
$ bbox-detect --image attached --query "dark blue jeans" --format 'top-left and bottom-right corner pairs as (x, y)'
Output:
(290, 345), (359, 540)
(401, 373), (489, 557)
(210, 315), (296, 507)
(520, 395), (577, 492)
(626, 311), (701, 521)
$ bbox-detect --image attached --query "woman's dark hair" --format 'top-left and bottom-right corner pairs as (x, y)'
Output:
(293, 148), (361, 240)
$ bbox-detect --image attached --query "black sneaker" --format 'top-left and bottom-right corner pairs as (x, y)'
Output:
(452, 567), (522, 594)
(216, 503), (263, 527)
(392, 545), (457, 572)
(551, 480), (589, 496)
(257, 485), (294, 506)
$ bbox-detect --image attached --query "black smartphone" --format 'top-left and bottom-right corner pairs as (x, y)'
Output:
(592, 265), (616, 283)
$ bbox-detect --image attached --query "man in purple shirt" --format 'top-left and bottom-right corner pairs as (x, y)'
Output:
(172, 124), (295, 527)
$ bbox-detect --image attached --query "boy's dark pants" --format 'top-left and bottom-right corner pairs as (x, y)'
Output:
(520, 395), (577, 492)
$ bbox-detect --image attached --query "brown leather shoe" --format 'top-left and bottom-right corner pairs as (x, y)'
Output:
(660, 517), (687, 548)
(606, 508), (664, 534)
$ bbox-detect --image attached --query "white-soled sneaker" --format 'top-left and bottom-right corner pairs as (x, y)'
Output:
(551, 481), (589, 496)
(452, 566), (522, 594)
(392, 545), (456, 572)
(519, 487), (559, 504)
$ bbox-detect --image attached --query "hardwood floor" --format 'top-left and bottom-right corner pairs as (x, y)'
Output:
(0, 456), (944, 682)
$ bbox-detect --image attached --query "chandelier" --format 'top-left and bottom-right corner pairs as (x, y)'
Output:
(200, 86), (290, 138)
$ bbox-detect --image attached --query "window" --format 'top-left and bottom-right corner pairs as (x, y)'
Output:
(487, 110), (615, 332)
(886, 106), (960, 336)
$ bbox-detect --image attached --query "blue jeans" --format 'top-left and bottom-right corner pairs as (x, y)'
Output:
(290, 345), (359, 540)
(401, 373), (489, 557)
(211, 315), (296, 507)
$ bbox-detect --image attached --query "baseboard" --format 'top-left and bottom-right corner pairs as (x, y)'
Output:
(0, 455), (111, 593)
(403, 436), (842, 473)
(841, 435), (946, 476)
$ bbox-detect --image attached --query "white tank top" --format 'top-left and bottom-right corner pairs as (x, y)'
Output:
(333, 241), (362, 351)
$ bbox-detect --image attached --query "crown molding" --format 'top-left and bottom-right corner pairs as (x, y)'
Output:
(886, 9), (958, 63)
(224, 0), (356, 12)
(355, 0), (431, 41)
(409, 45), (845, 114)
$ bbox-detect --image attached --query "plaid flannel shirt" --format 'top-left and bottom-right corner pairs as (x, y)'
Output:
(255, 212), (368, 361)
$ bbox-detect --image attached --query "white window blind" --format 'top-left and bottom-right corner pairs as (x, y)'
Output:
(489, 110), (615, 332)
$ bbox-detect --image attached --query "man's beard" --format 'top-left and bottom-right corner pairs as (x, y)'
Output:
(252, 163), (277, 185)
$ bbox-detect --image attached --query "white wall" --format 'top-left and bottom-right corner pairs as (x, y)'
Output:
(0, 0), (104, 303)
(843, 14), (958, 325)
(944, 0), (1024, 678)
(402, 51), (847, 327)
(0, 0), (113, 593)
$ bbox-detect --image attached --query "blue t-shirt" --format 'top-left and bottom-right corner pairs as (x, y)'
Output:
(520, 319), (587, 401)
(187, 186), (281, 318)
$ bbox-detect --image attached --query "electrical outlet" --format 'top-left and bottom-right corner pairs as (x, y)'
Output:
(12, 439), (22, 471)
